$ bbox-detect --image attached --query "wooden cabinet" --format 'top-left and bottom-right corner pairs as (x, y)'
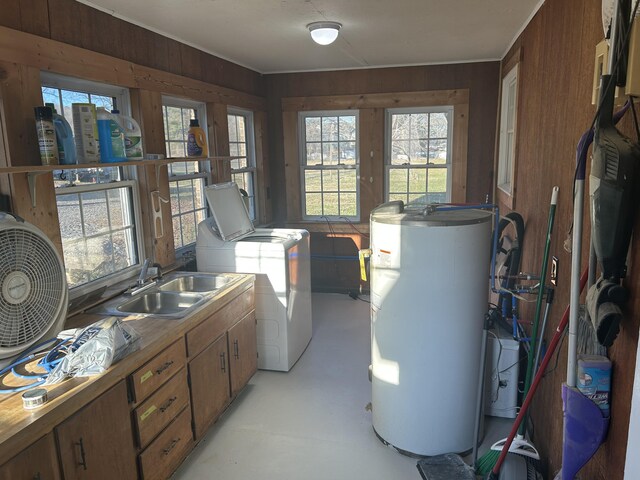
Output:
(0, 433), (61, 480)
(229, 311), (258, 397)
(189, 333), (231, 439)
(130, 339), (186, 403)
(55, 381), (137, 480)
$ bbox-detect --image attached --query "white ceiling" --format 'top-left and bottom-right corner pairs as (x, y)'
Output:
(78, 0), (543, 74)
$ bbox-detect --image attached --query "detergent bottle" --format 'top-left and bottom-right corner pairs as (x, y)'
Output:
(96, 107), (127, 163)
(187, 118), (208, 157)
(111, 109), (143, 160)
(46, 103), (77, 165)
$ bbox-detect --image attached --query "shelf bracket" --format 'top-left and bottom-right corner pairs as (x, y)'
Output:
(26, 171), (48, 208)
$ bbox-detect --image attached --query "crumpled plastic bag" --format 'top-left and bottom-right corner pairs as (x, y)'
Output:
(45, 317), (140, 385)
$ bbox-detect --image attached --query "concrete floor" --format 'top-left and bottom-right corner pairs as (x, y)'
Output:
(173, 293), (511, 480)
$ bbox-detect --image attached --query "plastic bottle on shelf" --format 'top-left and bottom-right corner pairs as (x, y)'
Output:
(96, 107), (127, 163)
(34, 106), (59, 165)
(187, 118), (208, 157)
(45, 103), (77, 165)
(111, 109), (143, 160)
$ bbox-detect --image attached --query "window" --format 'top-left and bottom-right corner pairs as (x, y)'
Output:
(299, 111), (359, 220)
(162, 97), (209, 250)
(41, 74), (143, 293)
(228, 108), (257, 221)
(497, 64), (518, 197)
(385, 107), (453, 205)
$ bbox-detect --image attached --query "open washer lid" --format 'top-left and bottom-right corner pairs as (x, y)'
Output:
(204, 182), (255, 241)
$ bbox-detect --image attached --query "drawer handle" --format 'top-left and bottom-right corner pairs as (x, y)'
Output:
(233, 340), (239, 360)
(159, 396), (177, 413)
(163, 437), (181, 456)
(220, 352), (226, 372)
(75, 437), (88, 470)
(155, 360), (174, 375)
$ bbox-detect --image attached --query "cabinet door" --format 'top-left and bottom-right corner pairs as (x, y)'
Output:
(229, 311), (257, 397)
(56, 381), (137, 480)
(188, 333), (231, 439)
(0, 433), (61, 480)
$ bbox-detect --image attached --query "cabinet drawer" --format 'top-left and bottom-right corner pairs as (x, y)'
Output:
(0, 433), (61, 480)
(134, 368), (190, 449)
(186, 286), (254, 358)
(139, 407), (193, 480)
(130, 339), (186, 403)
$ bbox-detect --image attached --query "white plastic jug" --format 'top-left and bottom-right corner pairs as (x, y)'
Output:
(111, 110), (143, 160)
(97, 107), (127, 163)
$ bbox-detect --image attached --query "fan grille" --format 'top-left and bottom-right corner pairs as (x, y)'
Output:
(0, 227), (65, 348)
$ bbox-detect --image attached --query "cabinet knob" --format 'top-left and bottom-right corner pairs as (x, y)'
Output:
(75, 437), (88, 470)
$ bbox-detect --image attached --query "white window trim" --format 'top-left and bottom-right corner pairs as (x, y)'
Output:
(162, 96), (210, 253)
(384, 106), (454, 204)
(228, 107), (258, 222)
(56, 180), (145, 299)
(497, 64), (519, 196)
(298, 110), (360, 221)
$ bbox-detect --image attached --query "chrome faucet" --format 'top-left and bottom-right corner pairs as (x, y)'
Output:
(138, 258), (151, 287)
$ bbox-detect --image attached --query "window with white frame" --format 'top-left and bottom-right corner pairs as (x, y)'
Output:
(385, 107), (453, 205)
(299, 111), (359, 220)
(41, 74), (143, 293)
(497, 65), (518, 196)
(228, 108), (257, 221)
(162, 97), (209, 250)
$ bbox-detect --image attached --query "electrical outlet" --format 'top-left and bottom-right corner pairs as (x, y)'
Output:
(551, 256), (559, 286)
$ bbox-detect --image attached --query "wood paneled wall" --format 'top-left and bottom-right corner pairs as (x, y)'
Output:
(502, 1), (638, 478)
(266, 62), (501, 223)
(0, 0), (265, 97)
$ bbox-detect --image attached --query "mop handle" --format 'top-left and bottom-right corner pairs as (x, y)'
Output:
(490, 268), (588, 478)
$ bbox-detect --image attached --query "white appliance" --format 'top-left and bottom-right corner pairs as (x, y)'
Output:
(196, 183), (312, 372)
(369, 202), (492, 456)
(484, 330), (520, 419)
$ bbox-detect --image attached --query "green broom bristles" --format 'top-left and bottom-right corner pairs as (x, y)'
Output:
(475, 449), (500, 475)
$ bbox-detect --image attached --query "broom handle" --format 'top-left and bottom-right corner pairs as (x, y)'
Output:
(489, 267), (588, 478)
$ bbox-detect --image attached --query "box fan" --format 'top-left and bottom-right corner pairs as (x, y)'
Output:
(0, 213), (68, 360)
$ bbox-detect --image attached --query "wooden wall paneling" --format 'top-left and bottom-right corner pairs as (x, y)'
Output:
(358, 108), (384, 221)
(0, 61), (62, 253)
(253, 110), (271, 224)
(130, 89), (175, 267)
(165, 39), (183, 77)
(282, 110), (301, 221)
(451, 102), (469, 203)
(207, 102), (231, 183)
(0, 0), (21, 30)
(179, 44), (203, 85)
(17, 0), (50, 38)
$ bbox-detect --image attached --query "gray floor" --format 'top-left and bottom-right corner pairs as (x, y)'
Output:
(173, 293), (511, 480)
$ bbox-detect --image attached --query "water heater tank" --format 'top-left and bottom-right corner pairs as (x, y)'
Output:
(370, 202), (492, 456)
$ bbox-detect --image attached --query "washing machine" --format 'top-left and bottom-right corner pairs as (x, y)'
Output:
(196, 182), (312, 372)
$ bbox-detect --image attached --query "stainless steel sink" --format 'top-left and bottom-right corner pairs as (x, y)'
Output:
(116, 291), (204, 315)
(157, 274), (232, 293)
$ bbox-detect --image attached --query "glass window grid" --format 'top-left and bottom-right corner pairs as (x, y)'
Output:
(497, 65), (518, 194)
(228, 110), (257, 221)
(40, 75), (143, 296)
(385, 107), (453, 205)
(162, 98), (209, 250)
(299, 111), (359, 220)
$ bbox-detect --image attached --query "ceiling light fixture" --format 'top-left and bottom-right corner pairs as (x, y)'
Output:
(308, 21), (342, 45)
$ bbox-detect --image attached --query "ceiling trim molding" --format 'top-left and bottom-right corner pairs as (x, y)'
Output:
(501, 0), (546, 60)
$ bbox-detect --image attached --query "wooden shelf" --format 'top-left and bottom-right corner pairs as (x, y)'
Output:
(0, 156), (241, 175)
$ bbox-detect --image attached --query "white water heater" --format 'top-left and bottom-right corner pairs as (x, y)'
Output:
(370, 202), (492, 456)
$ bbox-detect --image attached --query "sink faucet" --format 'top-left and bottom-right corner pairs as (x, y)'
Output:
(137, 258), (163, 287)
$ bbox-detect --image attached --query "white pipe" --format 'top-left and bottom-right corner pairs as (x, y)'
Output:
(568, 179), (584, 388)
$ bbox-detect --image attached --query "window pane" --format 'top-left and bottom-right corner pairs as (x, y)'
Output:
(340, 141), (357, 164)
(410, 113), (429, 139)
(428, 168), (448, 201)
(194, 178), (206, 209)
(169, 142), (185, 159)
(107, 188), (131, 229)
(322, 142), (339, 165)
(81, 190), (108, 236)
(340, 193), (357, 216)
(169, 182), (181, 215)
(391, 140), (410, 165)
(305, 193), (322, 216)
(409, 168), (426, 193)
(430, 113), (448, 138)
(306, 117), (321, 142)
(322, 117), (339, 141)
(339, 169), (357, 191)
(389, 193), (407, 203)
(237, 116), (246, 141)
(58, 193), (81, 241)
(339, 116), (356, 141)
(323, 193), (339, 216)
(112, 230), (135, 270)
(408, 193), (428, 205)
(178, 180), (195, 212)
(429, 139), (447, 164)
(391, 114), (410, 140)
(166, 106), (184, 140)
(228, 115), (238, 142)
(89, 94), (114, 111)
(173, 216), (183, 249)
(181, 213), (197, 246)
(305, 170), (322, 192)
(389, 168), (408, 193)
(306, 143), (322, 165)
(322, 170), (338, 191)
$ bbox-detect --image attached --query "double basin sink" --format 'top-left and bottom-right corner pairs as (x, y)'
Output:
(94, 272), (241, 318)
